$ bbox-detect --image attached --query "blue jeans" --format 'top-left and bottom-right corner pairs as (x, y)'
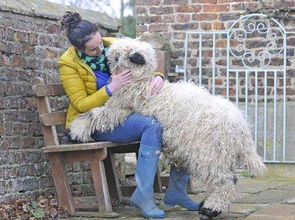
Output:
(93, 113), (165, 218)
(91, 113), (163, 151)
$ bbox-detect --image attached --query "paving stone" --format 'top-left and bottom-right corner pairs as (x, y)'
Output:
(254, 204), (295, 216)
(229, 203), (266, 215)
(244, 215), (295, 220)
(235, 179), (289, 194)
(234, 189), (295, 204)
(63, 178), (295, 220)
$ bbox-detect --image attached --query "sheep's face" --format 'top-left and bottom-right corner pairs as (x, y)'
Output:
(107, 38), (157, 78)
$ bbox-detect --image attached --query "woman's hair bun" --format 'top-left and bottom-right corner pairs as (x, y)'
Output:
(61, 11), (82, 31)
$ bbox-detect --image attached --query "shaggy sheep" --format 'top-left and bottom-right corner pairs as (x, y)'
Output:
(69, 38), (266, 217)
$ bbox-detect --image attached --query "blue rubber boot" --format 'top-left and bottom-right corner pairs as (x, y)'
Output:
(130, 145), (165, 219)
(163, 165), (201, 211)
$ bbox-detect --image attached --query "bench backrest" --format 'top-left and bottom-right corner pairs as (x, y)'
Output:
(32, 77), (66, 146)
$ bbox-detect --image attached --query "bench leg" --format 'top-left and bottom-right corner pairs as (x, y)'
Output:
(90, 160), (113, 213)
(48, 153), (75, 215)
(104, 150), (123, 202)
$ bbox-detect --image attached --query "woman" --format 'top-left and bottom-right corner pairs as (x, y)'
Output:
(59, 11), (200, 219)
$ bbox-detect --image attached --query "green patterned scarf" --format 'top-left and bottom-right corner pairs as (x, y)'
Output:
(77, 47), (110, 73)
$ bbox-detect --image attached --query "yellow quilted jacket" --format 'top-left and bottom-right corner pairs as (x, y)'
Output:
(59, 37), (116, 128)
(59, 37), (164, 129)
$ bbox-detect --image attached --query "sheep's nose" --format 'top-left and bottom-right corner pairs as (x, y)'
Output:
(129, 52), (145, 65)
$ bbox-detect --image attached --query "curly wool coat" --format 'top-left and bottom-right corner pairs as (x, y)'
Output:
(69, 38), (266, 212)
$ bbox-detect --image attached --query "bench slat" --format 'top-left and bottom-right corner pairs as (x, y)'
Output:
(33, 84), (65, 96)
(63, 148), (107, 163)
(40, 112), (66, 126)
(42, 141), (140, 153)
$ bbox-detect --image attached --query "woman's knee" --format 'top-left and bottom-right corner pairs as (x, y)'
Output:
(143, 116), (163, 135)
(141, 116), (163, 149)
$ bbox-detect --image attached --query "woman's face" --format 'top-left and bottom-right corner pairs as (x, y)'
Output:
(83, 32), (104, 57)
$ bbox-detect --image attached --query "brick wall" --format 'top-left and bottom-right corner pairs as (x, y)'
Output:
(0, 0), (119, 201)
(135, 0), (295, 80)
(136, 0), (295, 161)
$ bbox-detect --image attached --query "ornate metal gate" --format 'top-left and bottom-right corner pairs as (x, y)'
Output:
(176, 14), (295, 163)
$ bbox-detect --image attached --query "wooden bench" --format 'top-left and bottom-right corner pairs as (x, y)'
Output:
(32, 77), (163, 217)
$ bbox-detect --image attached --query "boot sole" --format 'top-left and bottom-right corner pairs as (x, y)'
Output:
(163, 200), (199, 211)
(131, 200), (165, 219)
(141, 211), (165, 219)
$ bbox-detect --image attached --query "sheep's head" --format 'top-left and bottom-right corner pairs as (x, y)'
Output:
(107, 38), (157, 79)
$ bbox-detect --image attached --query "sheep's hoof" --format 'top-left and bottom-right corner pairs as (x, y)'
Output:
(199, 207), (222, 219)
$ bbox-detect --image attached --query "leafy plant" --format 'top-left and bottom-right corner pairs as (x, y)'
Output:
(28, 200), (45, 219)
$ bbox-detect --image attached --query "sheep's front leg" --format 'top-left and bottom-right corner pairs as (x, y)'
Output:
(69, 106), (132, 142)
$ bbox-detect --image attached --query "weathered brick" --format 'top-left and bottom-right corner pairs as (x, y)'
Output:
(20, 44), (34, 55)
(193, 0), (217, 3)
(149, 24), (169, 32)
(216, 39), (227, 48)
(26, 57), (42, 69)
(220, 13), (241, 22)
(138, 15), (163, 24)
(39, 176), (53, 188)
(171, 23), (198, 31)
(150, 7), (174, 15)
(6, 28), (15, 42)
(0, 124), (4, 137)
(5, 41), (20, 54)
(171, 50), (185, 58)
(203, 4), (230, 13)
(176, 14), (190, 22)
(173, 32), (186, 40)
(12, 177), (40, 192)
(38, 34), (54, 46)
(200, 22), (212, 30)
(176, 5), (201, 13)
(12, 55), (26, 68)
(43, 60), (54, 70)
(192, 13), (218, 21)
(287, 37), (295, 47)
(29, 33), (38, 46)
(0, 97), (21, 110)
(171, 59), (184, 66)
(215, 78), (224, 86)
(0, 27), (6, 41)
(3, 54), (12, 67)
(213, 21), (225, 30)
(163, 0), (188, 5)
(45, 24), (60, 34)
(0, 181), (13, 195)
(163, 15), (175, 22)
(136, 0), (161, 6)
(0, 41), (5, 51)
(219, 0), (245, 3)
(172, 41), (186, 49)
(246, 2), (259, 11)
(14, 30), (29, 43)
(231, 3), (247, 10)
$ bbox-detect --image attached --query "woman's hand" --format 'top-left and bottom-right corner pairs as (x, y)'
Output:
(107, 70), (132, 93)
(150, 75), (164, 96)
